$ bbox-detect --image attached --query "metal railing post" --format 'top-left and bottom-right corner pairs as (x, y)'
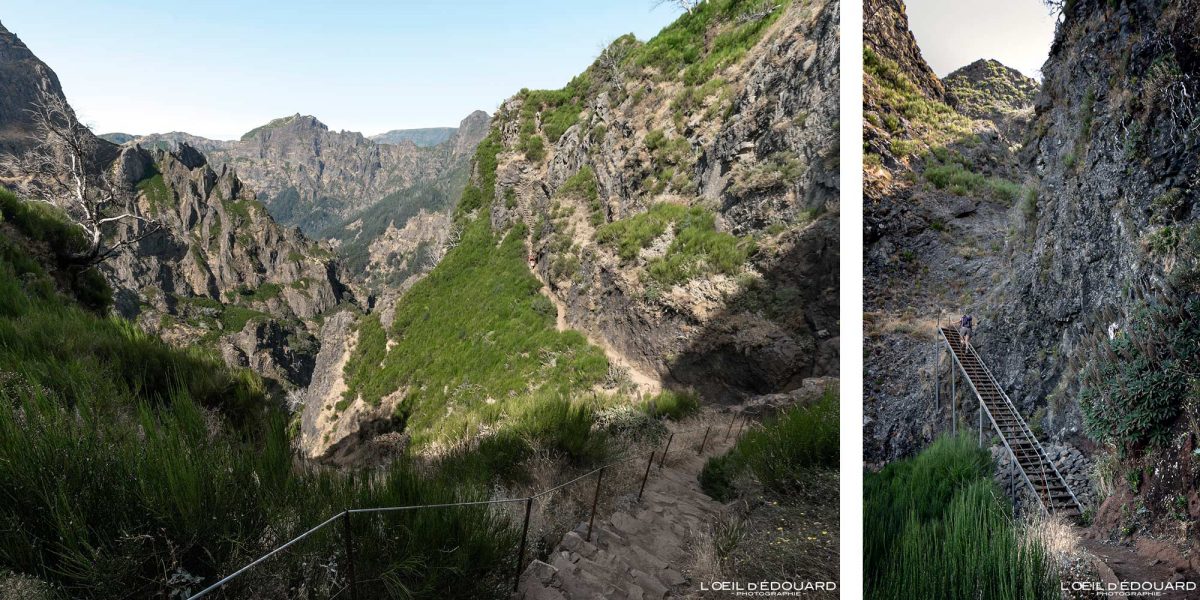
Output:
(659, 433), (674, 467)
(935, 313), (941, 410)
(341, 511), (358, 600)
(951, 356), (956, 436)
(978, 401), (983, 447)
(638, 450), (655, 501)
(586, 467), (606, 542)
(735, 415), (746, 439)
(724, 414), (737, 441)
(513, 497), (533, 592)
(698, 425), (712, 454)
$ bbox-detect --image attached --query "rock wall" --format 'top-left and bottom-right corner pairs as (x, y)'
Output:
(495, 0), (840, 402)
(981, 0), (1200, 441)
(105, 144), (347, 390)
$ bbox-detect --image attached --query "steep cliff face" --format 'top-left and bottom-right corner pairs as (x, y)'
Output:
(0, 21), (68, 155)
(866, 0), (1200, 554)
(297, 0), (839, 461)
(863, 0), (1032, 463)
(103, 144), (347, 390)
(863, 0), (944, 100)
(127, 111), (490, 236)
(984, 0), (1200, 431)
(0, 20), (345, 394)
(490, 0), (839, 400)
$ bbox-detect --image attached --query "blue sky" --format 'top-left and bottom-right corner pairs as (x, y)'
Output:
(907, 0), (1058, 79)
(2, 0), (680, 139)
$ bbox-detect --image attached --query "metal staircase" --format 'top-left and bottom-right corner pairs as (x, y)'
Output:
(938, 325), (1084, 519)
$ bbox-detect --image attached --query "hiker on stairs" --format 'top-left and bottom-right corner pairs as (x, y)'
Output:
(959, 312), (974, 348)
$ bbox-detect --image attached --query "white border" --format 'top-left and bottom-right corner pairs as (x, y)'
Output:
(838, 0), (864, 596)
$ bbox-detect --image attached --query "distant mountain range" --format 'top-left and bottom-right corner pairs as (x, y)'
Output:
(99, 111), (489, 237)
(370, 127), (456, 147)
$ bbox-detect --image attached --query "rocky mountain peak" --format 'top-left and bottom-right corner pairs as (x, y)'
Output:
(943, 58), (1039, 121)
(173, 141), (209, 170)
(449, 109), (491, 158)
(239, 113), (328, 141)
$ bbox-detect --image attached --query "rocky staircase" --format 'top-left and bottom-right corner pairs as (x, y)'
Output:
(517, 436), (731, 599)
(939, 326), (1084, 520)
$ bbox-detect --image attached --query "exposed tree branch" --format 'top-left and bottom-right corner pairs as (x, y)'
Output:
(652, 0), (703, 14)
(0, 88), (161, 265)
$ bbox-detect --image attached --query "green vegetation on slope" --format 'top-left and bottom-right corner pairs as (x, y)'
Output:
(865, 436), (1059, 600)
(696, 389), (839, 586)
(923, 155), (1024, 203)
(135, 168), (172, 216)
(341, 132), (611, 448)
(340, 218), (610, 447)
(630, 0), (789, 85)
(699, 388), (838, 502)
(597, 203), (754, 284)
(0, 191), (522, 599)
(864, 47), (975, 161)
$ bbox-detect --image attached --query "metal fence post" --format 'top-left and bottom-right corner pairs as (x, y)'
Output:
(586, 467), (606, 542)
(659, 433), (674, 467)
(698, 425), (712, 454)
(638, 450), (655, 501)
(341, 511), (359, 600)
(724, 414), (737, 441)
(951, 358), (957, 436)
(513, 497), (533, 592)
(934, 323), (940, 410)
(735, 416), (746, 439)
(978, 402), (983, 447)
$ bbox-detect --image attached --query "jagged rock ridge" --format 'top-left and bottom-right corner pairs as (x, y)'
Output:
(106, 143), (347, 391)
(122, 110), (491, 236)
(371, 127), (456, 147)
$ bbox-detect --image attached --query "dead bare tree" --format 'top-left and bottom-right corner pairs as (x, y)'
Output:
(596, 38), (632, 87)
(652, 0), (703, 14)
(0, 88), (159, 265)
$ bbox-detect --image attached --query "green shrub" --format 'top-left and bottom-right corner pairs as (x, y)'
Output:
(558, 167), (599, 202)
(521, 134), (546, 162)
(865, 436), (1059, 600)
(987, 178), (1023, 204)
(0, 190), (111, 312)
(1080, 299), (1200, 452)
(699, 388), (838, 500)
(642, 390), (700, 420)
(597, 204), (753, 284)
(699, 453), (740, 502)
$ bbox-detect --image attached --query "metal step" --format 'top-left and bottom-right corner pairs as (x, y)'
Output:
(938, 326), (1084, 520)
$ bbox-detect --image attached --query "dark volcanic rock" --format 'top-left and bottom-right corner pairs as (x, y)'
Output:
(864, 0), (945, 101)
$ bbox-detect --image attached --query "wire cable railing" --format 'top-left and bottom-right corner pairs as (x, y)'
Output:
(185, 414), (751, 600)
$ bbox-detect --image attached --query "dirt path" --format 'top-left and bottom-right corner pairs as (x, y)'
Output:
(527, 239), (662, 396)
(517, 428), (734, 600)
(1079, 537), (1195, 600)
